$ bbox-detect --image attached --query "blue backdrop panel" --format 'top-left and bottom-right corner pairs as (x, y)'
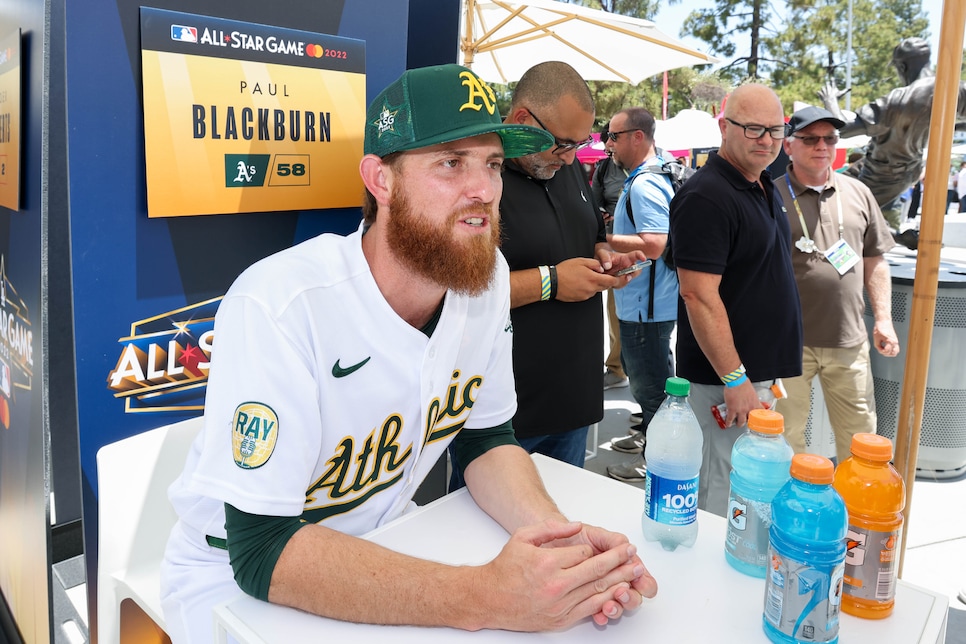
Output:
(0, 0), (52, 641)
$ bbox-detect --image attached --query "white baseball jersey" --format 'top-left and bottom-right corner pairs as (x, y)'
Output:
(161, 226), (516, 642)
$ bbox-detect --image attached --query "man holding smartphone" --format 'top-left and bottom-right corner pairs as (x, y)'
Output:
(602, 107), (678, 483)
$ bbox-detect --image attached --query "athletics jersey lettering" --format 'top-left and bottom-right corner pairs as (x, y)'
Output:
(300, 371), (484, 523)
(425, 370), (482, 444)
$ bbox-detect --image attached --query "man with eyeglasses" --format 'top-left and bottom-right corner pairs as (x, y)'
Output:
(668, 83), (803, 517)
(773, 106), (899, 465)
(601, 107), (678, 483)
(451, 61), (643, 479)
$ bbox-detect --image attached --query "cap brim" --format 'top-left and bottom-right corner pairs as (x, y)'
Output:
(393, 123), (554, 158)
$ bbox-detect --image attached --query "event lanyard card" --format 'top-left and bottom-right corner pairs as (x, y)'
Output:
(824, 238), (860, 275)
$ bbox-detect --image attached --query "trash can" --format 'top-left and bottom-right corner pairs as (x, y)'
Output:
(865, 253), (966, 479)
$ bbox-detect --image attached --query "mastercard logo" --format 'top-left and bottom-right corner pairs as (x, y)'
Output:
(305, 43), (324, 58)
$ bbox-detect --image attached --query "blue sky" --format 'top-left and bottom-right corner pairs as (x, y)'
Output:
(653, 0), (950, 68)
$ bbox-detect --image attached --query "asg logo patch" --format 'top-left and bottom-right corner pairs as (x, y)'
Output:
(232, 402), (279, 469)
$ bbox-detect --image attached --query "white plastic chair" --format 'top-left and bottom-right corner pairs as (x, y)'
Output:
(96, 416), (203, 644)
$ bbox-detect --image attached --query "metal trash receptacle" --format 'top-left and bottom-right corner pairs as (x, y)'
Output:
(865, 253), (966, 479)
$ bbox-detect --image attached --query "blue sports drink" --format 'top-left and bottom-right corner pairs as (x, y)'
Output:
(642, 377), (703, 551)
(725, 409), (793, 577)
(763, 453), (848, 644)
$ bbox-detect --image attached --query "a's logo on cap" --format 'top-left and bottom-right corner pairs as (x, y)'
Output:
(374, 101), (400, 135)
(459, 70), (496, 115)
(232, 402), (279, 469)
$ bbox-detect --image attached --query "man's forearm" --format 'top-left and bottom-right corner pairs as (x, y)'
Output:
(464, 444), (566, 532)
(864, 255), (893, 322)
(269, 521), (491, 630)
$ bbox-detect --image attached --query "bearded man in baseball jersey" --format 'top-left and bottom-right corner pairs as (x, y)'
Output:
(160, 64), (656, 643)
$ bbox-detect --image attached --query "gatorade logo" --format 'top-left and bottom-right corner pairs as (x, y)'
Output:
(728, 499), (747, 530)
(459, 71), (496, 115)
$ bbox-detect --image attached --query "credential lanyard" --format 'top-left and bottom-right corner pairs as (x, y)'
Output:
(785, 172), (843, 253)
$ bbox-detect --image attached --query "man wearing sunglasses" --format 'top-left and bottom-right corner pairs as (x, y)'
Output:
(774, 106), (899, 465)
(454, 61), (644, 478)
(668, 83), (803, 517)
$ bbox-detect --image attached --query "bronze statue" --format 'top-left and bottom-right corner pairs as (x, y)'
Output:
(821, 38), (966, 247)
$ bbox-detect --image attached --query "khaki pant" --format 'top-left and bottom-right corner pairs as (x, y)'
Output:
(774, 341), (876, 464)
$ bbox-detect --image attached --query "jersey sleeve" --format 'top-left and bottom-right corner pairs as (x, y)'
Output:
(186, 293), (325, 518)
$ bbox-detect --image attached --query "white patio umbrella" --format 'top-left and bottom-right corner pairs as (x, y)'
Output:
(460, 0), (718, 85)
(654, 109), (721, 151)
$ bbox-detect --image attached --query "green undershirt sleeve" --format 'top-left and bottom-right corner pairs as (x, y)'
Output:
(451, 419), (519, 478)
(224, 503), (306, 601)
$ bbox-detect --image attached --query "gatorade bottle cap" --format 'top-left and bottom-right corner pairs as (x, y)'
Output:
(665, 376), (690, 397)
(850, 433), (894, 461)
(747, 409), (784, 434)
(790, 453), (834, 485)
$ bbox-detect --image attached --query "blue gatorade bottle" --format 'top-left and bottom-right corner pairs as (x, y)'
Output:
(725, 409), (793, 577)
(641, 377), (703, 551)
(763, 453), (848, 644)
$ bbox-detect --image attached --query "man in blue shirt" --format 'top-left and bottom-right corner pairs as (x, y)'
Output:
(603, 107), (678, 482)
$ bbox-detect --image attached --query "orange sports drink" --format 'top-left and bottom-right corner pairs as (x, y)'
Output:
(832, 434), (905, 618)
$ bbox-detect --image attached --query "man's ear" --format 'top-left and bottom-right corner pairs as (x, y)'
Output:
(506, 106), (531, 126)
(359, 154), (393, 207)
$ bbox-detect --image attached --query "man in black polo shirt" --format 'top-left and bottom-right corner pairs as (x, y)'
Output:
(448, 61), (642, 480)
(669, 83), (803, 517)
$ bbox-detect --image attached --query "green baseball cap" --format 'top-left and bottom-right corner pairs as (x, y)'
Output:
(364, 64), (554, 159)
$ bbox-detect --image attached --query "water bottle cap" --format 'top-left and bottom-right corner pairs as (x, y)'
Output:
(789, 453), (834, 484)
(850, 433), (893, 461)
(664, 376), (690, 397)
(747, 408), (784, 434)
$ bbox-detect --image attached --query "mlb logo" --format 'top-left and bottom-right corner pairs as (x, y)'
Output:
(170, 25), (197, 43)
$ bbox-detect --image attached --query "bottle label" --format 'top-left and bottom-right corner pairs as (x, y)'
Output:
(643, 472), (698, 526)
(843, 526), (902, 602)
(725, 490), (772, 568)
(763, 544), (844, 642)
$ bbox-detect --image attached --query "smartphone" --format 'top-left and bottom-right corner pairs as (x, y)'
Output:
(614, 260), (651, 276)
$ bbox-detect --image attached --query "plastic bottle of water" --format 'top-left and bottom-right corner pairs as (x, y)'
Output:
(763, 453), (848, 644)
(725, 408), (793, 577)
(833, 434), (905, 619)
(712, 379), (787, 429)
(641, 376), (704, 551)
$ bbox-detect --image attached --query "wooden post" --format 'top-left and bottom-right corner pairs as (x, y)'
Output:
(895, 0), (966, 577)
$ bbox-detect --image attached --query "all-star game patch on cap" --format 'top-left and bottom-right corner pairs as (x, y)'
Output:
(364, 64), (554, 159)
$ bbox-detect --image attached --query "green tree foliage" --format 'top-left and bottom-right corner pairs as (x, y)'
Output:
(679, 0), (778, 81)
(767, 0), (930, 110)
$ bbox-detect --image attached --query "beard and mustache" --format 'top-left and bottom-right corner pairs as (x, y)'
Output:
(385, 186), (501, 297)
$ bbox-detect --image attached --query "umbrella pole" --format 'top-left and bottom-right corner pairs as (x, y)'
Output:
(894, 0), (966, 578)
(463, 0), (476, 67)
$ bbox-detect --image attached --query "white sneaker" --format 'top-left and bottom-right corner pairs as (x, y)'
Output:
(604, 370), (629, 390)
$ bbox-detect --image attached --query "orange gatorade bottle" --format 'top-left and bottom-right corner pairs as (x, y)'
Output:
(832, 434), (905, 618)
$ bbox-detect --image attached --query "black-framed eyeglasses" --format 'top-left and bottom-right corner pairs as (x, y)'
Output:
(606, 129), (643, 142)
(526, 108), (594, 154)
(724, 117), (787, 140)
(791, 133), (839, 147)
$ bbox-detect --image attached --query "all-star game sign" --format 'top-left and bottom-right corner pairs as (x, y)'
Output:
(0, 29), (21, 212)
(140, 8), (365, 217)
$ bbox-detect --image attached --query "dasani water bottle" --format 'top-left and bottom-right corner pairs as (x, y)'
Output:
(642, 377), (704, 551)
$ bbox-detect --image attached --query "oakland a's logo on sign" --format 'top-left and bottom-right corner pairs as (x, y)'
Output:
(232, 401), (279, 469)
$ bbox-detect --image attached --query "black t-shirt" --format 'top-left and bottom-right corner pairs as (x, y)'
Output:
(669, 152), (803, 385)
(499, 160), (606, 436)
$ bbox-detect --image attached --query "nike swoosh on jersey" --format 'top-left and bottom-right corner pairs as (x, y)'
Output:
(331, 356), (371, 378)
